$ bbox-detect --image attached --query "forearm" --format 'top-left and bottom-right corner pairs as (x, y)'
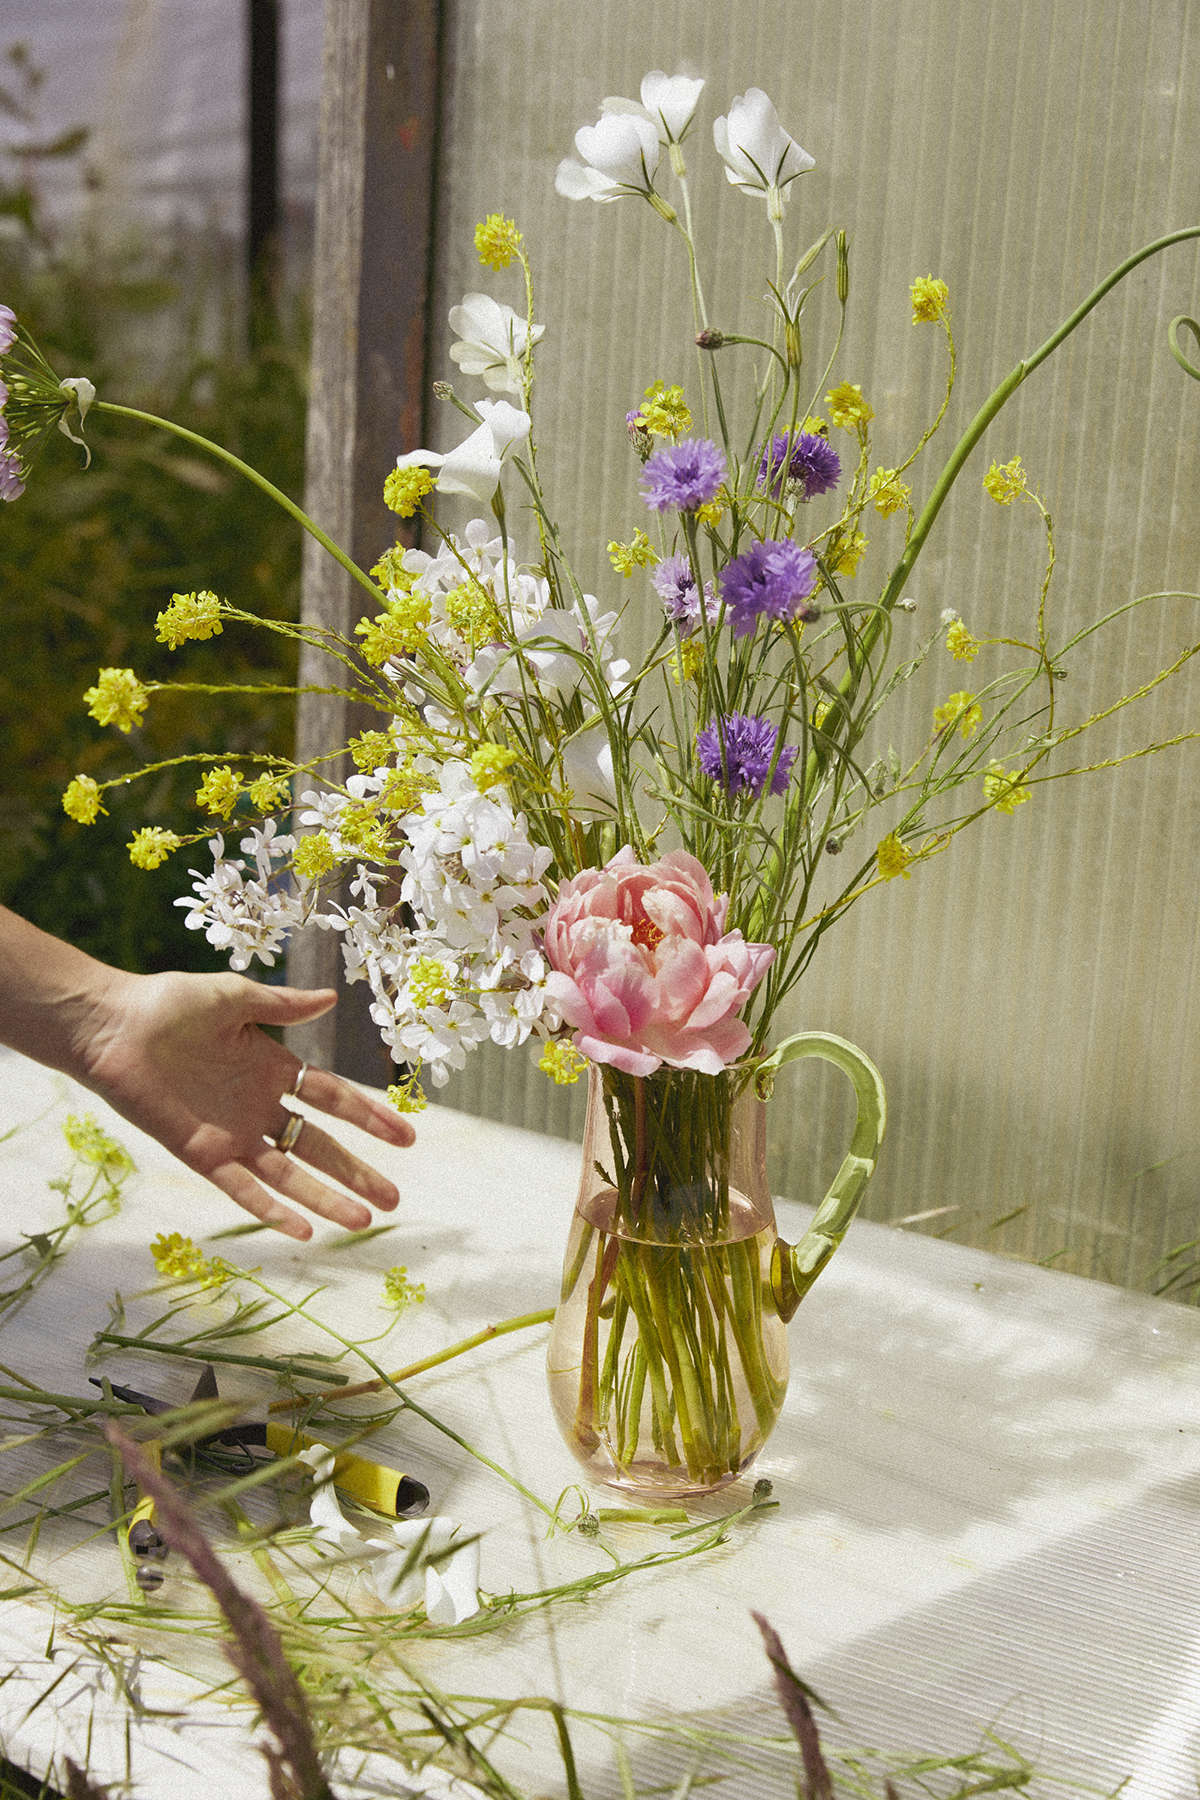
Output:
(0, 905), (130, 1080)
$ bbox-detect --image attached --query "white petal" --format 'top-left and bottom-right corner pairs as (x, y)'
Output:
(574, 111), (660, 188)
(639, 70), (705, 139)
(555, 156), (622, 201)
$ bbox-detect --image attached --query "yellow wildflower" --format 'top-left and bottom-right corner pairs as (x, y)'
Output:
(155, 589), (223, 649)
(933, 691), (983, 739)
(408, 956), (456, 1010)
(876, 831), (913, 881)
(984, 762), (1031, 814)
(293, 831), (337, 880)
(825, 382), (874, 430)
(945, 617), (981, 663)
(670, 635), (706, 684)
(910, 275), (950, 324)
(387, 1074), (427, 1114)
(127, 827), (182, 870)
(802, 414), (827, 436)
(337, 806), (392, 859)
(868, 467), (910, 517)
(832, 530), (868, 577)
(63, 1113), (134, 1177)
(471, 743), (519, 791)
(196, 765), (242, 818)
(606, 527), (659, 577)
(983, 456), (1027, 505)
(631, 380), (691, 441)
(62, 775), (104, 824)
(247, 771), (291, 811)
(381, 761), (435, 814)
(475, 212), (523, 271)
(150, 1231), (231, 1286)
(694, 497), (724, 528)
(349, 729), (396, 773)
(539, 1040), (588, 1086)
(382, 1265), (426, 1312)
(355, 596), (431, 665)
(370, 544), (416, 592)
(443, 580), (501, 643)
(83, 667), (149, 733)
(383, 465), (435, 516)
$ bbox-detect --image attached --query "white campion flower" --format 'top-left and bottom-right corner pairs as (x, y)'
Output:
(558, 721), (617, 813)
(555, 107), (662, 202)
(448, 293), (544, 397)
(467, 592), (629, 700)
(394, 399), (531, 509)
(712, 88), (814, 219)
(302, 1446), (481, 1623)
(601, 70), (706, 145)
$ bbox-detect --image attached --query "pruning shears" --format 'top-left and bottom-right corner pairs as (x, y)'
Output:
(95, 1364), (430, 1588)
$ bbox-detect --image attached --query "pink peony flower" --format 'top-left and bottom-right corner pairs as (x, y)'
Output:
(542, 847), (774, 1076)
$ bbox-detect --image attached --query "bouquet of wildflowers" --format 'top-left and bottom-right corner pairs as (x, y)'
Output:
(4, 71), (1196, 1490)
(6, 75), (1192, 1113)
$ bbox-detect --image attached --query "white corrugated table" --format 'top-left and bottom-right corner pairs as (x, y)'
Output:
(1, 1044), (1199, 1798)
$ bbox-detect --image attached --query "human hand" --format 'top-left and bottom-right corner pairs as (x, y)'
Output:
(80, 969), (415, 1240)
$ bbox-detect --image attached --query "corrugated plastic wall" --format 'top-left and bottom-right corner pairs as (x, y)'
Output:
(423, 0), (1198, 1293)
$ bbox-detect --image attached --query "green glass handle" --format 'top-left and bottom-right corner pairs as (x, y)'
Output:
(754, 1030), (887, 1322)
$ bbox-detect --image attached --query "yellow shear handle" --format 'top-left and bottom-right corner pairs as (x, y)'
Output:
(263, 1422), (415, 1516)
(128, 1436), (162, 1535)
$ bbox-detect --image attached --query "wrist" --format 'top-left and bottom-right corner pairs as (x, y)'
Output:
(0, 905), (136, 1082)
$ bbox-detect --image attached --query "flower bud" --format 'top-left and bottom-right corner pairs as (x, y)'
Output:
(432, 380), (453, 401)
(836, 229), (850, 305)
(695, 328), (725, 350)
(824, 837), (842, 855)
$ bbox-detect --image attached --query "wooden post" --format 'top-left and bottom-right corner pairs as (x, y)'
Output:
(286, 0), (441, 1083)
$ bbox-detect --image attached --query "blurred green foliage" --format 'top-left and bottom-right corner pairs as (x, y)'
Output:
(0, 42), (306, 974)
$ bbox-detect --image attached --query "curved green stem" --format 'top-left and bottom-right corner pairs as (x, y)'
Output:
(94, 400), (384, 609)
(799, 226), (1200, 811)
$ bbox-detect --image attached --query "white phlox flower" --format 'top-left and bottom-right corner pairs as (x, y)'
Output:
(175, 834), (303, 971)
(712, 88), (814, 218)
(327, 761), (553, 1086)
(394, 399), (531, 509)
(448, 293), (544, 397)
(555, 107), (661, 202)
(401, 518), (550, 668)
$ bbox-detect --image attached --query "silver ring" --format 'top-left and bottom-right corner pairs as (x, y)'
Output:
(273, 1113), (304, 1155)
(283, 1060), (309, 1101)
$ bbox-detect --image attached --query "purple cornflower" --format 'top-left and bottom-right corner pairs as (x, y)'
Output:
(758, 430), (841, 500)
(639, 437), (727, 513)
(696, 712), (797, 800)
(652, 554), (718, 632)
(720, 538), (818, 637)
(0, 305), (15, 354)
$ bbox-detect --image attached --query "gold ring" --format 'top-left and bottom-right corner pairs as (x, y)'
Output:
(283, 1060), (309, 1101)
(274, 1113), (304, 1155)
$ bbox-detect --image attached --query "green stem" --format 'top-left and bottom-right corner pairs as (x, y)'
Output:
(804, 225), (1200, 806)
(94, 1331), (348, 1386)
(94, 400), (383, 609)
